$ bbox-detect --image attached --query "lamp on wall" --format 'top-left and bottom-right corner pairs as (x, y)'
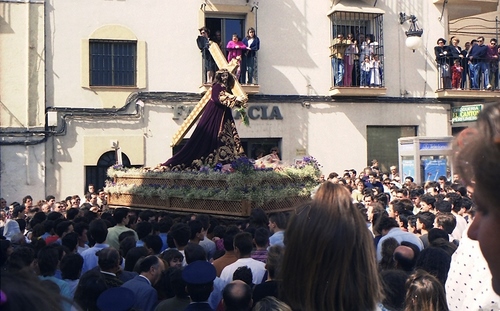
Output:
(399, 13), (423, 52)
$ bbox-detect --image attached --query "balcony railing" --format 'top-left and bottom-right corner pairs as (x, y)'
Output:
(436, 55), (499, 96)
(200, 42), (259, 94)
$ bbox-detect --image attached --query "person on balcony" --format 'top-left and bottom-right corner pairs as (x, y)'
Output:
(241, 27), (260, 85)
(468, 36), (489, 90)
(360, 55), (371, 88)
(343, 34), (358, 87)
(451, 59), (463, 90)
(448, 36), (463, 61)
(448, 36), (463, 87)
(370, 54), (382, 88)
(486, 38), (498, 90)
(226, 34), (247, 80)
(435, 38), (452, 89)
(330, 33), (350, 87)
(197, 27), (216, 84)
(460, 42), (471, 89)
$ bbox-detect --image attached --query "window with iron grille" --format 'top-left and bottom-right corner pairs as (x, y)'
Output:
(90, 40), (137, 86)
(329, 12), (384, 88)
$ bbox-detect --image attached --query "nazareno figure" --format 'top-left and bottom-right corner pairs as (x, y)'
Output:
(162, 69), (247, 170)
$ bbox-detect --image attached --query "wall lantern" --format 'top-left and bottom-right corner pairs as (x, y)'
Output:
(399, 13), (423, 52)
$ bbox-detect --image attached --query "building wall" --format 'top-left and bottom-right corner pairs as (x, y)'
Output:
(1, 0), (484, 202)
(0, 2), (45, 127)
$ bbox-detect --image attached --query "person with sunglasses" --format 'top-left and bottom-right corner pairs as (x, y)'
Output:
(468, 36), (489, 90)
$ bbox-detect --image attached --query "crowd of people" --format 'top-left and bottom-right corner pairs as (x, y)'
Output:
(330, 33), (383, 88)
(435, 35), (498, 91)
(197, 27), (260, 85)
(1, 103), (500, 310)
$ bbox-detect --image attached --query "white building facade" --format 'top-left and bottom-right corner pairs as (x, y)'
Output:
(1, 0), (498, 202)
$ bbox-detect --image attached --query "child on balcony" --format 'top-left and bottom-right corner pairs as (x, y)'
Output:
(451, 59), (463, 90)
(360, 56), (371, 88)
(370, 54), (381, 87)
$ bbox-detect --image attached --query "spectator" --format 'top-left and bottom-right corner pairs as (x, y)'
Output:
(253, 296), (292, 311)
(60, 253), (83, 298)
(161, 248), (184, 269)
(143, 235), (163, 255)
(416, 211), (435, 248)
(182, 260), (217, 311)
(241, 27), (260, 84)
(251, 227), (269, 263)
(220, 232), (266, 286)
(454, 102), (500, 295)
(222, 280), (253, 311)
(1, 270), (67, 311)
(154, 268), (190, 311)
(380, 269), (407, 311)
(121, 255), (165, 311)
(135, 221), (153, 247)
(197, 214), (216, 261)
(281, 183), (383, 310)
(212, 225), (239, 277)
(415, 247), (451, 285)
(375, 214), (424, 262)
(81, 219), (109, 273)
(268, 213), (286, 247)
(404, 270), (449, 311)
(169, 222), (191, 266)
(124, 246), (149, 272)
(188, 219), (205, 245)
(252, 245), (284, 305)
(105, 208), (138, 250)
(37, 245), (72, 300)
(73, 222), (89, 254)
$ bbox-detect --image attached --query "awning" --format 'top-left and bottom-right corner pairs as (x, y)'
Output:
(327, 0), (385, 16)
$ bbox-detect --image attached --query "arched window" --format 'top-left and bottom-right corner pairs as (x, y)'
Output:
(85, 151), (133, 192)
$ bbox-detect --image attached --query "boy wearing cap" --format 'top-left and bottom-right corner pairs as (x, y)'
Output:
(183, 260), (217, 311)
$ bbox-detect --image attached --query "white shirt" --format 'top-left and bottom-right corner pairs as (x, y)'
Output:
(377, 227), (424, 262)
(451, 211), (468, 241)
(446, 227), (500, 310)
(220, 257), (266, 285)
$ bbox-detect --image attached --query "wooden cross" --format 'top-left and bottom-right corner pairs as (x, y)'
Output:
(170, 42), (248, 147)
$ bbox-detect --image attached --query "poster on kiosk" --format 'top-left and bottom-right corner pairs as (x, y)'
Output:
(398, 137), (453, 186)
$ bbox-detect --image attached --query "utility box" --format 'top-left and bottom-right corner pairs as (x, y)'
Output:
(398, 136), (453, 185)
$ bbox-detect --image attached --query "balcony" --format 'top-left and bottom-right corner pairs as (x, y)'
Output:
(328, 10), (385, 97)
(329, 86), (387, 97)
(433, 0), (499, 20)
(435, 55), (500, 99)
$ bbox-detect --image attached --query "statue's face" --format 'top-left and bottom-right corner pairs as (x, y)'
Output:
(221, 72), (229, 83)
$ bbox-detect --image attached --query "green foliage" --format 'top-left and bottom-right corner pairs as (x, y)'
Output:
(105, 156), (321, 205)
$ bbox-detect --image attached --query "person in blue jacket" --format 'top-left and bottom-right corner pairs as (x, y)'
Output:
(241, 27), (260, 84)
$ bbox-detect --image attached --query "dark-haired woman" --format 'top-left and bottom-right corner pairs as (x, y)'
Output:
(241, 27), (260, 84)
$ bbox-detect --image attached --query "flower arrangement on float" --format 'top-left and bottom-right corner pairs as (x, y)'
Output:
(105, 156), (322, 206)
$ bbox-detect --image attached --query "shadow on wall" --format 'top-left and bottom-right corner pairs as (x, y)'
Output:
(258, 0), (320, 95)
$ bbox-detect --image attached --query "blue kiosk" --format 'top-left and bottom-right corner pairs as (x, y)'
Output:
(398, 136), (454, 185)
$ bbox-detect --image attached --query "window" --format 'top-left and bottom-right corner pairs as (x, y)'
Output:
(90, 40), (137, 86)
(329, 11), (384, 88)
(367, 126), (416, 173)
(206, 17), (246, 56)
(85, 151), (139, 192)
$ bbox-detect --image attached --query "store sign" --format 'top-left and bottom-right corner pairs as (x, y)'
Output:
(452, 104), (482, 123)
(174, 104), (283, 121)
(235, 106), (283, 120)
(419, 142), (450, 151)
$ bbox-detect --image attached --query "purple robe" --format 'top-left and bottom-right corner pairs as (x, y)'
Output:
(162, 83), (244, 170)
